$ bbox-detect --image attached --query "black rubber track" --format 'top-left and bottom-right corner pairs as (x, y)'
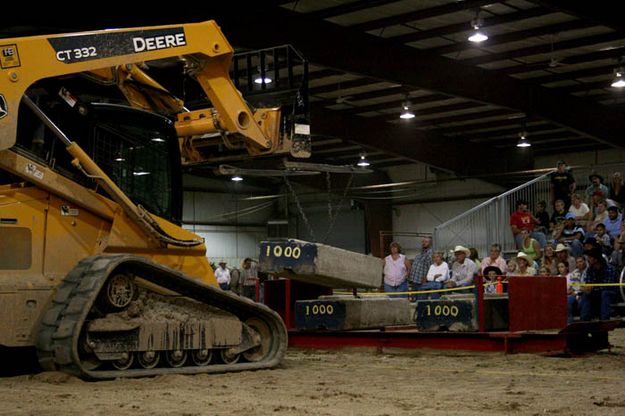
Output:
(36, 255), (288, 380)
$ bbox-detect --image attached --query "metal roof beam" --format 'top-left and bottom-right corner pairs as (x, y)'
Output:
(432, 20), (592, 56)
(306, 0), (402, 20)
(465, 32), (624, 66)
(528, 1), (625, 32)
(350, 0), (496, 32)
(391, 7), (548, 45)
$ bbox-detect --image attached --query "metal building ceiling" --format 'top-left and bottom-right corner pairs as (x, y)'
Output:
(3, 1), (625, 191)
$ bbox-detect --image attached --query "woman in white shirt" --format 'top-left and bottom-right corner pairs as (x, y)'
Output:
(568, 193), (591, 227)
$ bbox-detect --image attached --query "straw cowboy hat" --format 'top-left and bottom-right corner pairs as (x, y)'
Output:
(453, 245), (471, 256)
(516, 252), (531, 261)
(554, 243), (569, 253)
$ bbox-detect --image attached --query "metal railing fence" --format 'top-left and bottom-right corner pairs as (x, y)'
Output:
(433, 162), (625, 258)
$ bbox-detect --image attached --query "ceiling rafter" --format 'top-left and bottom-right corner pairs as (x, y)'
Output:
(309, 78), (376, 95)
(557, 80), (613, 93)
(390, 7), (548, 45)
(314, 85), (421, 105)
(431, 19), (593, 56)
(349, 0), (496, 33)
(521, 64), (616, 85)
(500, 46), (625, 75)
(463, 126), (568, 141)
(433, 117), (546, 135)
(338, 94), (462, 116)
(528, 1), (625, 32)
(305, 0), (401, 20)
(465, 32), (624, 66)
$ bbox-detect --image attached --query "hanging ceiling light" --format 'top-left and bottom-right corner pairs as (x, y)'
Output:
(253, 67), (272, 84)
(399, 100), (415, 119)
(231, 175), (243, 182)
(357, 153), (371, 167)
(516, 131), (531, 148)
(611, 66), (625, 88)
(468, 11), (488, 43)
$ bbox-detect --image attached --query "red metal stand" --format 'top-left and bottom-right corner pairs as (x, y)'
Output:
(264, 275), (616, 354)
(263, 278), (332, 329)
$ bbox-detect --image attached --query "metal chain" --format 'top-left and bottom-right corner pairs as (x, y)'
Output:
(284, 175), (316, 241)
(326, 171), (333, 222)
(322, 173), (354, 244)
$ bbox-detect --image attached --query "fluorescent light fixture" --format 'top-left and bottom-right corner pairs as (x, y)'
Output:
(231, 175), (243, 182)
(133, 171), (151, 176)
(516, 132), (531, 148)
(468, 12), (488, 43)
(357, 154), (370, 167)
(399, 101), (415, 119)
(114, 155), (125, 162)
(611, 67), (625, 88)
(151, 137), (166, 143)
(468, 30), (488, 43)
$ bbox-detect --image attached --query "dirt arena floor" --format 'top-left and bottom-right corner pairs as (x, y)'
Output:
(2, 329), (625, 415)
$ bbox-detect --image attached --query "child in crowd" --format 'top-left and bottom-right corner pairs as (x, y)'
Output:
(482, 266), (502, 294)
(506, 258), (518, 276)
(557, 262), (570, 279)
(594, 223), (612, 254)
(538, 265), (551, 276)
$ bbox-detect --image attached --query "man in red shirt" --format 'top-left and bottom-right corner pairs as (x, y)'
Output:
(510, 199), (547, 250)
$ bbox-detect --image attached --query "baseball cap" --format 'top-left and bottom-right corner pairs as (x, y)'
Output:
(565, 212), (576, 220)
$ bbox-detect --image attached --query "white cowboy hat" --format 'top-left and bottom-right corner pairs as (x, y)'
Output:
(554, 243), (569, 253)
(453, 245), (471, 256)
(516, 252), (531, 262)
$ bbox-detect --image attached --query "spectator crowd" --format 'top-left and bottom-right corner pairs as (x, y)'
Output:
(383, 160), (624, 323)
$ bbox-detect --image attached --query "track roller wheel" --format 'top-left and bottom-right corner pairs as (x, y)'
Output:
(165, 350), (187, 368)
(191, 349), (212, 366)
(112, 352), (134, 370)
(242, 318), (272, 362)
(137, 351), (160, 369)
(99, 274), (137, 312)
(220, 349), (240, 364)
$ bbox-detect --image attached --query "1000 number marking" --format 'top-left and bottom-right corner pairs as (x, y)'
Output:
(265, 245), (301, 259)
(305, 304), (334, 316)
(424, 304), (459, 317)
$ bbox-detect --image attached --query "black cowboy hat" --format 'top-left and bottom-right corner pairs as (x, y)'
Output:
(588, 173), (604, 183)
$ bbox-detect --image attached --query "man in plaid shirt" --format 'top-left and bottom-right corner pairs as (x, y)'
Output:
(409, 237), (433, 286)
(579, 247), (618, 321)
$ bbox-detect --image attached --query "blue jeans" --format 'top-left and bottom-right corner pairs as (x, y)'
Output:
(580, 290), (616, 321)
(415, 281), (443, 301)
(219, 282), (229, 290)
(567, 294), (578, 324)
(515, 231), (547, 250)
(384, 281), (409, 298)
